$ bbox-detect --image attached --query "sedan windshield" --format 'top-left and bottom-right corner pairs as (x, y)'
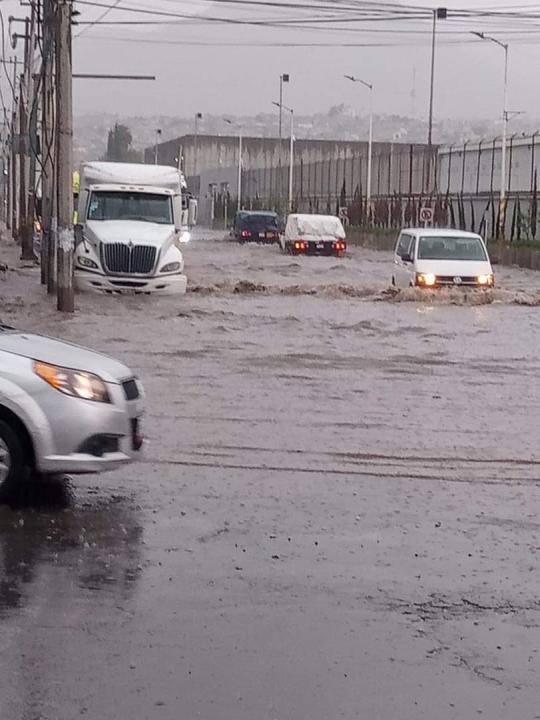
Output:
(418, 236), (488, 261)
(239, 213), (278, 230)
(88, 191), (173, 225)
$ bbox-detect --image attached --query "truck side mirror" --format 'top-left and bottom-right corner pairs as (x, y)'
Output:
(74, 223), (84, 246)
(188, 198), (198, 227)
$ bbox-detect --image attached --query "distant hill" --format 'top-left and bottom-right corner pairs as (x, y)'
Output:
(74, 107), (540, 165)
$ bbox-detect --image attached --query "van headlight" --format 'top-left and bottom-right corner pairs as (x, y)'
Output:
(416, 272), (436, 287)
(33, 361), (111, 403)
(477, 274), (494, 286)
(160, 261), (182, 274)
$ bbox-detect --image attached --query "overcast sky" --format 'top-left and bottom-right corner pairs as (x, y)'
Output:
(1, 0), (539, 125)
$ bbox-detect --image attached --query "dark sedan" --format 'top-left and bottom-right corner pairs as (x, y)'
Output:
(232, 211), (280, 244)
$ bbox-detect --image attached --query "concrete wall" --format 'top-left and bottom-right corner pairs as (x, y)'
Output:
(438, 135), (540, 195)
(144, 134), (435, 203)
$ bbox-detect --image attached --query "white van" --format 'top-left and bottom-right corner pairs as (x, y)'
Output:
(392, 228), (494, 289)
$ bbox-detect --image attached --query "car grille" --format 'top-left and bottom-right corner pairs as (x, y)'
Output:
(122, 378), (140, 401)
(436, 275), (479, 286)
(102, 244), (157, 275)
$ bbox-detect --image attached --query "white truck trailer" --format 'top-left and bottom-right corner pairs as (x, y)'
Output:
(74, 162), (197, 295)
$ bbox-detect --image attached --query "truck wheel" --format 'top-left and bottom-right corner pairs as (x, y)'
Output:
(0, 420), (25, 489)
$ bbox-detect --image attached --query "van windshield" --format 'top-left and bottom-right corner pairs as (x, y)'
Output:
(87, 191), (173, 225)
(418, 235), (488, 261)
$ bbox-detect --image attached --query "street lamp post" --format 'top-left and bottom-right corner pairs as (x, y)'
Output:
(472, 31), (509, 238)
(273, 101), (294, 211)
(154, 128), (162, 165)
(279, 73), (290, 140)
(224, 118), (243, 211)
(194, 112), (202, 182)
(427, 8), (447, 192)
(345, 74), (373, 218)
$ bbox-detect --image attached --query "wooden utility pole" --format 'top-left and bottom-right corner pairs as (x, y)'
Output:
(20, 9), (39, 262)
(10, 59), (18, 238)
(17, 76), (27, 251)
(55, 0), (74, 312)
(42, 0), (56, 290)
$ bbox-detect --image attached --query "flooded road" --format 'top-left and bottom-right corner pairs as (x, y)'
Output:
(1, 231), (539, 719)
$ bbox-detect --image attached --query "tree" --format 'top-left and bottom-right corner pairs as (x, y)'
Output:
(104, 124), (141, 162)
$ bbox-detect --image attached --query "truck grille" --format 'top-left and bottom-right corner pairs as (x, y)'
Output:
(102, 244), (157, 275)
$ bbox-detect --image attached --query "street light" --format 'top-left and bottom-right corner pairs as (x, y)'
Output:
(273, 101), (294, 212)
(154, 128), (162, 165)
(471, 31), (509, 237)
(345, 74), (373, 214)
(224, 118), (243, 211)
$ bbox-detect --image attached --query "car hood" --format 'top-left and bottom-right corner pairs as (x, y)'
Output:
(415, 259), (493, 276)
(86, 220), (175, 248)
(0, 331), (133, 383)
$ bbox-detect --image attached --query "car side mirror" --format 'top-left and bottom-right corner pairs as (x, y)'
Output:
(490, 255), (500, 265)
(401, 252), (413, 263)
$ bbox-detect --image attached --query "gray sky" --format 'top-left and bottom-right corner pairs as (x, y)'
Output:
(1, 0), (539, 123)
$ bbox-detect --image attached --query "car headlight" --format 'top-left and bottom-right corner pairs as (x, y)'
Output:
(78, 256), (98, 269)
(179, 231), (191, 243)
(477, 274), (494, 286)
(416, 273), (436, 287)
(33, 361), (111, 403)
(160, 261), (182, 273)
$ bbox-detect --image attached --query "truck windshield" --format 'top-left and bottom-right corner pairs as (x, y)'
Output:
(87, 191), (173, 225)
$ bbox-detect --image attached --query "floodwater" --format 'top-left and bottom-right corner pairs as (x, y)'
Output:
(0, 231), (539, 719)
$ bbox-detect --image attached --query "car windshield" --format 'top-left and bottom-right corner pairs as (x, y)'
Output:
(239, 213), (278, 229)
(87, 191), (173, 224)
(418, 235), (488, 261)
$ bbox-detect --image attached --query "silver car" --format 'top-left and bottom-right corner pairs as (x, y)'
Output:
(0, 324), (144, 488)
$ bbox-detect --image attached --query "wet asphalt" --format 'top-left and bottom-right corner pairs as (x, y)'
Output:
(0, 231), (539, 719)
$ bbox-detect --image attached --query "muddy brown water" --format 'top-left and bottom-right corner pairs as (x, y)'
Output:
(0, 231), (539, 719)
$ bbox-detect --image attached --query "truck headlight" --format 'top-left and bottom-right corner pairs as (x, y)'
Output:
(160, 261), (181, 273)
(78, 256), (98, 269)
(33, 361), (111, 403)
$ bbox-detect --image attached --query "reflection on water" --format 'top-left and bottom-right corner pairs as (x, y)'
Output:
(0, 476), (144, 616)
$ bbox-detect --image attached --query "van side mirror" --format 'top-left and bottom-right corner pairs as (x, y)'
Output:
(188, 199), (198, 227)
(401, 252), (413, 263)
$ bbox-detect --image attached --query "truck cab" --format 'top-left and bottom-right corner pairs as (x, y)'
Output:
(74, 162), (197, 295)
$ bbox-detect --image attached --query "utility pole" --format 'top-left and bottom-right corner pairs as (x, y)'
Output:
(21, 7), (39, 262)
(42, 0), (56, 290)
(56, 0), (74, 312)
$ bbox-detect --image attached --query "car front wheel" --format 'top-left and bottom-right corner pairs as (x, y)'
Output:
(0, 420), (25, 489)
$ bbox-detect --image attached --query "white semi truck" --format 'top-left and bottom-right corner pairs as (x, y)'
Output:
(74, 162), (197, 295)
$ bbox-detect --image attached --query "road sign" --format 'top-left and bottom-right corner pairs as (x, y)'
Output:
(420, 207), (434, 224)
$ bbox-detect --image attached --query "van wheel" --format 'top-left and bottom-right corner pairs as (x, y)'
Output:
(0, 420), (24, 489)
